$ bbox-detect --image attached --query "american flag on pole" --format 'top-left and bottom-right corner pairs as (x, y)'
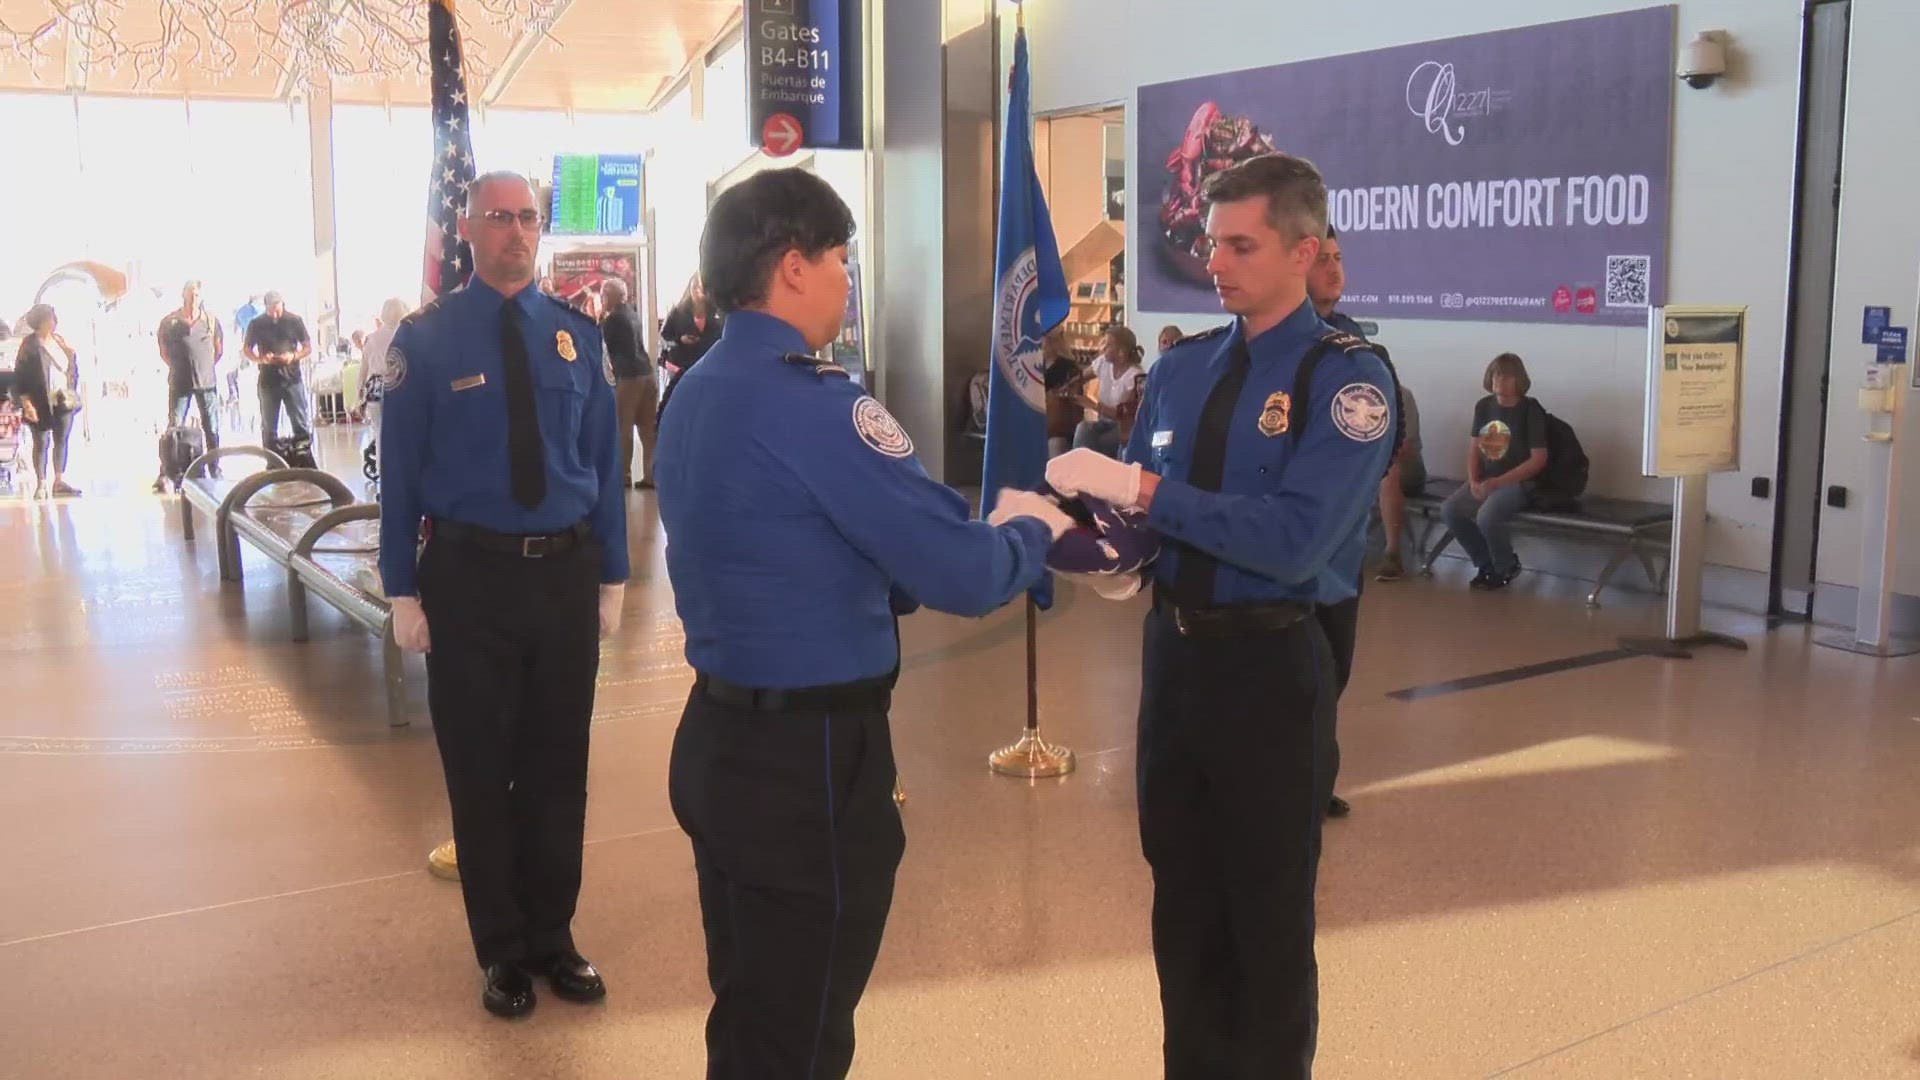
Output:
(423, 0), (477, 302)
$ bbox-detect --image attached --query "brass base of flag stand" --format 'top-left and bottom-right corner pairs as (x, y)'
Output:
(427, 839), (460, 881)
(989, 729), (1076, 779)
(988, 596), (1076, 779)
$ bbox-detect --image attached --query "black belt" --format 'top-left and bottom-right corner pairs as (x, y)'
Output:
(695, 673), (894, 713)
(430, 518), (591, 559)
(1152, 586), (1316, 637)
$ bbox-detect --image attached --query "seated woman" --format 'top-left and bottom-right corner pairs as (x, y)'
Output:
(1071, 326), (1146, 458)
(1041, 328), (1086, 458)
(1441, 352), (1548, 591)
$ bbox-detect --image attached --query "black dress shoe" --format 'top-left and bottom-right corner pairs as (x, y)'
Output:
(534, 950), (607, 1003)
(1327, 794), (1352, 818)
(482, 963), (536, 1018)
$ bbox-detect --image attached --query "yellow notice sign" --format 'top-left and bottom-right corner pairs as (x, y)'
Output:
(1644, 306), (1744, 478)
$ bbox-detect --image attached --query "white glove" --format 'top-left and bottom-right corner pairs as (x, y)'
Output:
(1045, 448), (1143, 509)
(1087, 571), (1144, 601)
(391, 596), (431, 654)
(599, 583), (626, 639)
(987, 488), (1075, 540)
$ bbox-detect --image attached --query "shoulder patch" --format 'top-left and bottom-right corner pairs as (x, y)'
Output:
(785, 352), (850, 379)
(852, 396), (914, 458)
(385, 345), (409, 392)
(602, 351), (617, 387)
(1318, 330), (1372, 354)
(1330, 382), (1390, 442)
(399, 298), (443, 326)
(1174, 324), (1232, 348)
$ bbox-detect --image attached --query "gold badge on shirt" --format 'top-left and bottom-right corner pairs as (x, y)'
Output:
(1257, 391), (1291, 437)
(556, 330), (578, 362)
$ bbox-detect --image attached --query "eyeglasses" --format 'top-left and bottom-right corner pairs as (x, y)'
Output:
(479, 209), (544, 229)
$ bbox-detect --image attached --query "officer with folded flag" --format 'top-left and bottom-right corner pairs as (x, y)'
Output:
(1046, 152), (1394, 1078)
(655, 166), (1073, 1079)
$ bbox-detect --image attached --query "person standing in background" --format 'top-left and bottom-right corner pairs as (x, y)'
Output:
(14, 304), (85, 499)
(599, 278), (657, 489)
(243, 291), (313, 450)
(156, 281), (225, 489)
(657, 277), (723, 416)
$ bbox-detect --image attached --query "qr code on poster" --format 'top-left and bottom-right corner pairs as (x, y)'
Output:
(1605, 255), (1651, 307)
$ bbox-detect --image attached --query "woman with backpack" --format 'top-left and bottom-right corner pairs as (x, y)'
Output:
(1442, 352), (1550, 591)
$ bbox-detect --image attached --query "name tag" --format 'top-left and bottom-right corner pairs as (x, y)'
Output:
(451, 375), (486, 392)
(1152, 429), (1175, 449)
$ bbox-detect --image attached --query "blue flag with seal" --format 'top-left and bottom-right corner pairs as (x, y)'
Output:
(981, 19), (1071, 606)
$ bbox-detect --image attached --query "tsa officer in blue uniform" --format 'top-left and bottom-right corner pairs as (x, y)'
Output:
(657, 168), (1072, 1080)
(379, 170), (630, 1019)
(1306, 224), (1411, 820)
(1047, 154), (1394, 1079)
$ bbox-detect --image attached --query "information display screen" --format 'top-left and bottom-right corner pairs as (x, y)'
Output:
(549, 154), (643, 236)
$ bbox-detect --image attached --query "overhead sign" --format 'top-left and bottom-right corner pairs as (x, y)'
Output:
(549, 153), (642, 236)
(1644, 305), (1745, 478)
(745, 0), (863, 151)
(1137, 6), (1675, 325)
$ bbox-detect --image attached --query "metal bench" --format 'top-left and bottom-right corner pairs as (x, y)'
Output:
(287, 505), (408, 726)
(177, 446), (287, 551)
(181, 447), (359, 580)
(1405, 477), (1673, 608)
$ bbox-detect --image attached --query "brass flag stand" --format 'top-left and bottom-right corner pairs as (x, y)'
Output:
(989, 596), (1075, 778)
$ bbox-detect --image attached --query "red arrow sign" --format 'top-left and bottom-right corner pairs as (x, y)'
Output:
(762, 113), (803, 158)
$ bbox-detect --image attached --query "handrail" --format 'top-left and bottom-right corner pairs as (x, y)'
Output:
(219, 468), (357, 522)
(185, 444), (288, 480)
(293, 504), (382, 560)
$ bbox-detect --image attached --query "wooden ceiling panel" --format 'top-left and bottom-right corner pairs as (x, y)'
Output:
(0, 0), (739, 110)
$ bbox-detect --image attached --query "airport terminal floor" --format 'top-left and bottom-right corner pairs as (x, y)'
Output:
(2, 436), (1918, 1079)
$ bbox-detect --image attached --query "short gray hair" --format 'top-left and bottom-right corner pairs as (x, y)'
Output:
(263, 290), (285, 306)
(1201, 153), (1329, 245)
(601, 278), (629, 304)
(465, 170), (535, 215)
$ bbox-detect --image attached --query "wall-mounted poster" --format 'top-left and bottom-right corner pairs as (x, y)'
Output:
(1137, 6), (1675, 326)
(548, 249), (641, 318)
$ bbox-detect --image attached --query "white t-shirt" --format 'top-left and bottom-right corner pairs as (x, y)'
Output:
(362, 323), (397, 381)
(1092, 358), (1145, 408)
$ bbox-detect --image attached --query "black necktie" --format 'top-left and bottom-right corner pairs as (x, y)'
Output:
(1171, 341), (1252, 609)
(500, 301), (546, 509)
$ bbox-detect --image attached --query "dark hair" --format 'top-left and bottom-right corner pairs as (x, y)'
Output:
(699, 169), (856, 314)
(1200, 152), (1329, 244)
(1483, 352), (1532, 394)
(1324, 225), (1338, 241)
(22, 304), (56, 334)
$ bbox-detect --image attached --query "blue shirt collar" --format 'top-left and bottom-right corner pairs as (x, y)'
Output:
(462, 275), (542, 317)
(719, 309), (811, 357)
(1234, 297), (1323, 362)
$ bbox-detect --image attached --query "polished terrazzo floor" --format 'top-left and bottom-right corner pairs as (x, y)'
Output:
(3, 439), (1918, 1078)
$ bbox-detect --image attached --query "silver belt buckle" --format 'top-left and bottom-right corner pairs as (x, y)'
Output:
(521, 536), (544, 558)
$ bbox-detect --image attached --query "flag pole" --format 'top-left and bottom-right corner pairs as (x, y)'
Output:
(986, 0), (1073, 780)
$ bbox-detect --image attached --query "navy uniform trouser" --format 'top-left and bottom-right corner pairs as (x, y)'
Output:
(1314, 586), (1363, 793)
(668, 684), (906, 1080)
(417, 532), (601, 968)
(1138, 607), (1338, 1080)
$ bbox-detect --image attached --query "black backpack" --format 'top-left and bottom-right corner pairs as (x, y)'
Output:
(1535, 410), (1589, 506)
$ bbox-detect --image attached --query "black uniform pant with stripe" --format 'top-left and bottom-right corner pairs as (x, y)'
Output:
(1137, 608), (1338, 1080)
(668, 687), (906, 1080)
(1314, 587), (1363, 793)
(418, 534), (602, 968)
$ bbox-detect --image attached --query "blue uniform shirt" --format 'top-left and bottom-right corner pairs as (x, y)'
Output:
(1324, 310), (1367, 338)
(378, 278), (630, 596)
(1124, 298), (1395, 607)
(657, 309), (1053, 689)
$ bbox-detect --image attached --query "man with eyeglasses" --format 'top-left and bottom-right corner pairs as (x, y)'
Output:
(379, 170), (629, 1019)
(242, 290), (313, 456)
